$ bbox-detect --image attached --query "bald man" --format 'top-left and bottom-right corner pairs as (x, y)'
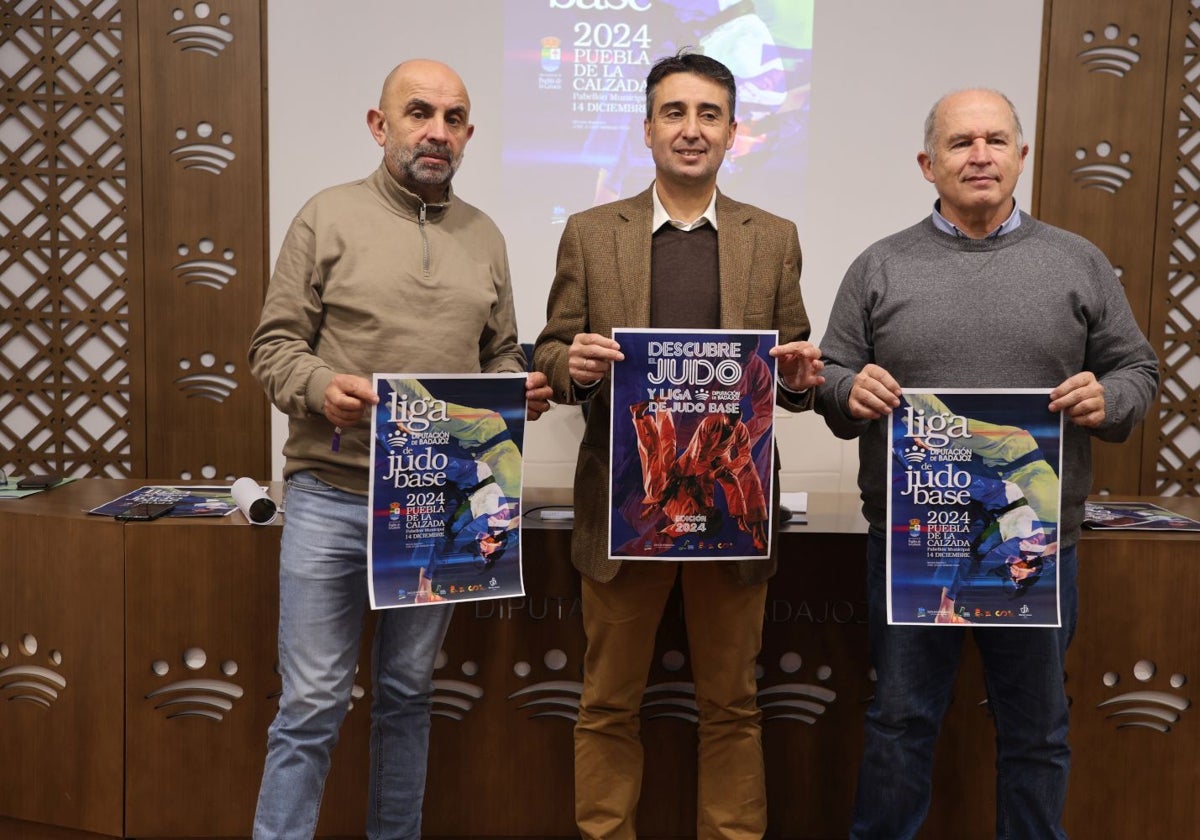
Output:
(249, 59), (551, 839)
(816, 88), (1157, 838)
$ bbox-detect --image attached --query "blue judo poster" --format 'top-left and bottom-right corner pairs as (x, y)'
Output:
(609, 327), (778, 561)
(887, 389), (1063, 627)
(368, 374), (527, 609)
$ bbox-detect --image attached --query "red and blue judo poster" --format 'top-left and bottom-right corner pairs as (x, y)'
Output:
(368, 373), (527, 609)
(887, 389), (1063, 627)
(609, 328), (778, 561)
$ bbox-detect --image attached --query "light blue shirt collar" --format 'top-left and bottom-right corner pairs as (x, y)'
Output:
(652, 182), (719, 232)
(931, 199), (1022, 239)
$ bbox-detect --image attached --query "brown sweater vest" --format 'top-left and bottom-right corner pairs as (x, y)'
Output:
(650, 223), (720, 328)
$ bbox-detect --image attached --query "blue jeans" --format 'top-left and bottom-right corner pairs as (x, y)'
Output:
(253, 471), (453, 839)
(851, 529), (1078, 840)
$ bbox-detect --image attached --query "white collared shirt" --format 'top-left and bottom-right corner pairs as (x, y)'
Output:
(651, 182), (719, 232)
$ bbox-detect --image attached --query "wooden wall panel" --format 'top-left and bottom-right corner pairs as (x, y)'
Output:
(0, 0), (270, 484)
(1037, 0), (1200, 497)
(136, 0), (269, 481)
(1035, 0), (1173, 495)
(0, 512), (125, 836)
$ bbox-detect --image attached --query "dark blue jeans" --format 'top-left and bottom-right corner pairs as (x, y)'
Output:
(850, 529), (1078, 839)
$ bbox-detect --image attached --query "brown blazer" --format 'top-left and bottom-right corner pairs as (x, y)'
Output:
(533, 186), (813, 584)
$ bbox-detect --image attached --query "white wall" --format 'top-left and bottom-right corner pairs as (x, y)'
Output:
(267, 0), (1044, 492)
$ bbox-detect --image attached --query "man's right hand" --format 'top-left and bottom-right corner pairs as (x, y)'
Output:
(848, 363), (902, 420)
(323, 373), (380, 428)
(569, 333), (624, 388)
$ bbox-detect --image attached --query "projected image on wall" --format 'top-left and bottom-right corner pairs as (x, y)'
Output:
(503, 0), (813, 226)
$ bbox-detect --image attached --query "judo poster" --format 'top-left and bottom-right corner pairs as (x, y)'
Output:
(887, 389), (1063, 627)
(609, 328), (777, 561)
(368, 374), (527, 609)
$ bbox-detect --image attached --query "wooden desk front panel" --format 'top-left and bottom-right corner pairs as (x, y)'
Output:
(426, 528), (581, 837)
(423, 525), (1200, 840)
(122, 518), (374, 838)
(2, 487), (1197, 839)
(422, 531), (877, 839)
(0, 511), (125, 836)
(1064, 532), (1200, 837)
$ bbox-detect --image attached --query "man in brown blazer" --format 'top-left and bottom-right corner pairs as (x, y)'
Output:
(533, 51), (824, 840)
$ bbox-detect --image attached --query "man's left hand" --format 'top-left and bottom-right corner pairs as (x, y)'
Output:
(525, 371), (554, 421)
(771, 341), (826, 392)
(1049, 372), (1106, 428)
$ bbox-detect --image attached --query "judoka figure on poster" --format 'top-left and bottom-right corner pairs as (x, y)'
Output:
(368, 374), (527, 608)
(888, 389), (1063, 627)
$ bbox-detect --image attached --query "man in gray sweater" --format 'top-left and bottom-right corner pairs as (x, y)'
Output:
(815, 89), (1158, 838)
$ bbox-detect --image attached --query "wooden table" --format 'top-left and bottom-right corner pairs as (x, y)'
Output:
(1, 483), (1195, 838)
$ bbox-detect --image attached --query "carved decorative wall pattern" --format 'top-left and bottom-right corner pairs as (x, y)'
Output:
(169, 119), (236, 173)
(1079, 24), (1142, 76)
(1152, 0), (1200, 494)
(145, 647), (244, 722)
(167, 2), (233, 56)
(0, 0), (137, 478)
(173, 237), (237, 289)
(174, 353), (238, 402)
(0, 0), (270, 481)
(1097, 659), (1191, 734)
(1071, 142), (1134, 193)
(0, 634), (67, 709)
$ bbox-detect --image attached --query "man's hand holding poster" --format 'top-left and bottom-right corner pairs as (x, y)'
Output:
(368, 374), (527, 609)
(887, 389), (1063, 627)
(609, 328), (778, 561)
